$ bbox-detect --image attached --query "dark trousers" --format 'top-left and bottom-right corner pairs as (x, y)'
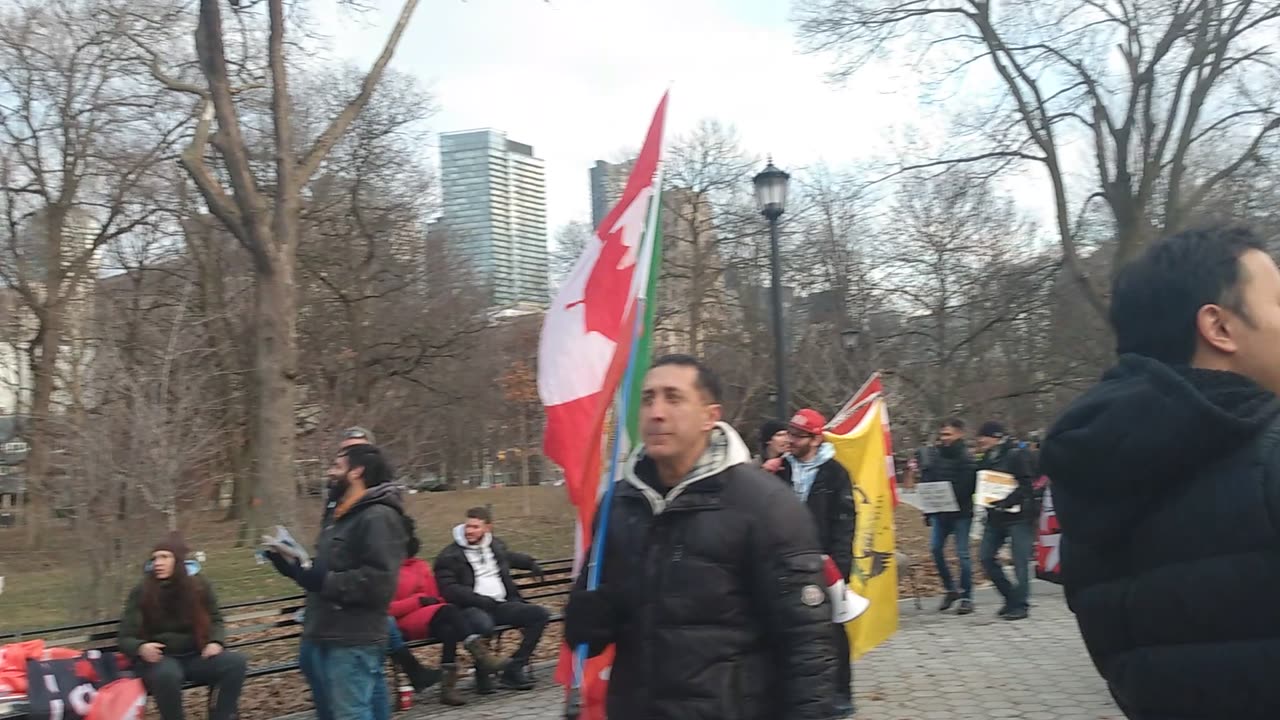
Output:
(428, 604), (466, 664)
(139, 652), (247, 720)
(833, 624), (851, 703)
(461, 601), (549, 663)
(980, 519), (1034, 611)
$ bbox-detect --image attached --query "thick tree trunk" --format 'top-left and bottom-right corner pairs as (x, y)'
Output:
(252, 246), (298, 527)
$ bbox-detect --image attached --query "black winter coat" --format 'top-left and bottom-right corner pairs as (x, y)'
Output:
(304, 483), (407, 646)
(433, 534), (536, 607)
(776, 454), (857, 578)
(567, 424), (835, 720)
(1042, 355), (1280, 720)
(919, 442), (977, 517)
(977, 438), (1036, 526)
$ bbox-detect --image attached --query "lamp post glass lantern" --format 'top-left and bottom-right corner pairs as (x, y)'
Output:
(755, 157), (791, 419)
(753, 159), (790, 220)
(841, 328), (859, 351)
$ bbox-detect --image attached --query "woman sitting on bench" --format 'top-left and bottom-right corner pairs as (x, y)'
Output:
(388, 516), (506, 706)
(117, 532), (247, 720)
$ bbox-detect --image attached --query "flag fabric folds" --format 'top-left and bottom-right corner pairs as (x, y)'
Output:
(827, 397), (899, 659)
(538, 93), (669, 719)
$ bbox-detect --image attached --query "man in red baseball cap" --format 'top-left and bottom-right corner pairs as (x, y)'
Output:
(777, 408), (857, 717)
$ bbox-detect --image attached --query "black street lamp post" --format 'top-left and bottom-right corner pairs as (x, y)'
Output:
(754, 157), (791, 420)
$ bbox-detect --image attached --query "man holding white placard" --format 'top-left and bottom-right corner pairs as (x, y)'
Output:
(975, 421), (1037, 621)
(919, 418), (978, 615)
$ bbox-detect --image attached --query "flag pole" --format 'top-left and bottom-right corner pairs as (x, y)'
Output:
(564, 304), (645, 720)
(568, 101), (675, 717)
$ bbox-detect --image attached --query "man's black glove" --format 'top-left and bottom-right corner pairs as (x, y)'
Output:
(565, 588), (617, 650)
(294, 563), (328, 593)
(264, 551), (298, 579)
(527, 561), (546, 583)
(419, 595), (441, 607)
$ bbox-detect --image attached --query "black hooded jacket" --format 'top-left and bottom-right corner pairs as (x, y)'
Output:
(303, 483), (407, 646)
(1041, 354), (1280, 720)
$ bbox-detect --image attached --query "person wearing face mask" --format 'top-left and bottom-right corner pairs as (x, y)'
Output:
(921, 418), (978, 615)
(564, 355), (835, 720)
(776, 408), (857, 718)
(266, 444), (407, 720)
(117, 532), (246, 720)
(757, 418), (790, 472)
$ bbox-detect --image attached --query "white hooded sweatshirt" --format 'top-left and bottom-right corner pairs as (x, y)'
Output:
(452, 524), (506, 602)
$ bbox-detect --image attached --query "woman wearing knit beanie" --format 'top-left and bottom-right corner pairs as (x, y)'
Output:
(117, 532), (247, 720)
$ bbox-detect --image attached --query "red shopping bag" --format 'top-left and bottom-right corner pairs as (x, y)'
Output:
(85, 679), (145, 720)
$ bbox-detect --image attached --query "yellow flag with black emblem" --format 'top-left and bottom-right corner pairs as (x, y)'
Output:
(827, 398), (899, 659)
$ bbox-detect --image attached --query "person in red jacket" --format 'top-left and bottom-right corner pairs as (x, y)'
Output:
(389, 516), (507, 705)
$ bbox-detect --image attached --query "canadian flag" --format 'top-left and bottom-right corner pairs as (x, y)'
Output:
(539, 94), (668, 716)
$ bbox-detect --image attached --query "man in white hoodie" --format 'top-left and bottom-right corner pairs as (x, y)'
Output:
(433, 507), (548, 692)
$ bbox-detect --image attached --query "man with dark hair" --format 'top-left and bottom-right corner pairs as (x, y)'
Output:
(564, 355), (835, 720)
(433, 507), (548, 691)
(266, 444), (407, 720)
(1043, 226), (1280, 719)
(776, 407), (857, 716)
(974, 421), (1036, 621)
(923, 417), (978, 615)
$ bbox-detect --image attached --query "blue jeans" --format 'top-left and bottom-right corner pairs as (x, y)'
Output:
(299, 642), (389, 720)
(929, 514), (973, 597)
(979, 519), (1033, 611)
(386, 617), (406, 653)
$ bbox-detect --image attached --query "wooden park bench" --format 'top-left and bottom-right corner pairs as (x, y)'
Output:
(0, 558), (574, 719)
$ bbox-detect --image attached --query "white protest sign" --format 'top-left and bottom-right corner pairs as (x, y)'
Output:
(915, 481), (960, 514)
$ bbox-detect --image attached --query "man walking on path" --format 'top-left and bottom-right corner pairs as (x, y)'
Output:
(777, 408), (857, 717)
(564, 354), (835, 720)
(975, 421), (1036, 621)
(1042, 227), (1280, 720)
(267, 444), (407, 720)
(922, 418), (977, 615)
(434, 507), (549, 692)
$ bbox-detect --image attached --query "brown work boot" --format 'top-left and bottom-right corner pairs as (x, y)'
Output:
(439, 663), (466, 706)
(464, 635), (509, 675)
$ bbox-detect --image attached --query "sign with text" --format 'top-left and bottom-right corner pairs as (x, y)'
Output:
(976, 470), (1018, 512)
(914, 481), (960, 514)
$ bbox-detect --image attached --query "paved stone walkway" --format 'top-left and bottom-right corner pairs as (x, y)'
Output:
(278, 580), (1121, 720)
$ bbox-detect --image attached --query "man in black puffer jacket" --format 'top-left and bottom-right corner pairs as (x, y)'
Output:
(975, 421), (1037, 621)
(776, 407), (856, 717)
(921, 418), (977, 615)
(565, 355), (834, 720)
(1041, 226), (1280, 720)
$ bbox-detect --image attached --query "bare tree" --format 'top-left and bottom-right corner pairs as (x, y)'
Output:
(0, 0), (182, 546)
(796, 0), (1280, 317)
(142, 0), (422, 526)
(550, 221), (591, 291)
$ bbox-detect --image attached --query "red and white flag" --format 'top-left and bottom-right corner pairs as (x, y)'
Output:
(829, 372), (899, 505)
(538, 93), (669, 716)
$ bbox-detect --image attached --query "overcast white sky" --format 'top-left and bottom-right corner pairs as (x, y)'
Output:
(312, 0), (940, 233)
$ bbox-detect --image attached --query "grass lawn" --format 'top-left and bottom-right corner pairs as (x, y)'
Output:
(0, 485), (577, 634)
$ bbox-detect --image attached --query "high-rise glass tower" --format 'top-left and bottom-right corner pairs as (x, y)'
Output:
(439, 129), (548, 306)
